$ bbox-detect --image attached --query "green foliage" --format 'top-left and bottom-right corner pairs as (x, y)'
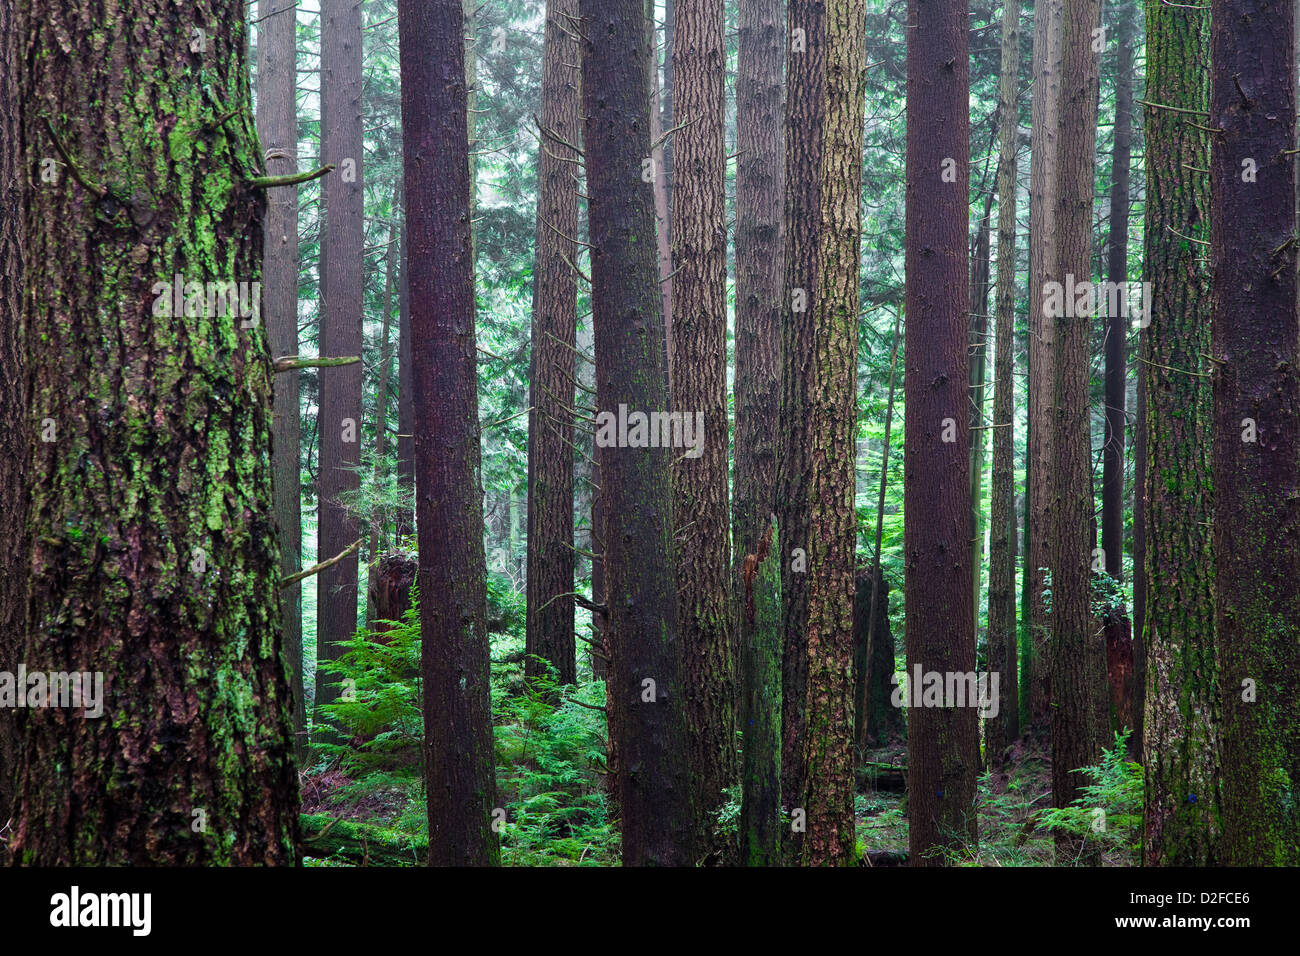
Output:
(1039, 731), (1143, 865)
(493, 664), (616, 865)
(314, 596), (423, 778)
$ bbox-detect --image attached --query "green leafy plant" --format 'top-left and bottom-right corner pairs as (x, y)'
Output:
(1038, 730), (1143, 864)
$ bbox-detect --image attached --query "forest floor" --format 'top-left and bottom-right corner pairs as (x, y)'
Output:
(301, 727), (1135, 866)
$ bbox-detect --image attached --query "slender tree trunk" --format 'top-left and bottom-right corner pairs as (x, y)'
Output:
(0, 0), (26, 829)
(12, 0), (299, 863)
(1140, 0), (1219, 867)
(670, 0), (736, 857)
(663, 0), (676, 221)
(856, 309), (901, 756)
(778, 0), (827, 858)
(1026, 0), (1063, 734)
(734, 0), (785, 867)
(526, 0), (581, 688)
(371, 207), (398, 555)
(650, 7), (674, 384)
(581, 0), (693, 866)
(1210, 0), (1300, 866)
(987, 0), (1022, 764)
(1101, 1), (1133, 583)
(315, 0), (365, 731)
(398, 0), (499, 867)
(1051, 0), (1103, 862)
(969, 203), (991, 640)
(800, 0), (865, 867)
(904, 0), (978, 866)
(397, 227), (414, 543)
(258, 0), (306, 765)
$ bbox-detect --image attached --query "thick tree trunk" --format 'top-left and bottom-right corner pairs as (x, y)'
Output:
(315, 0), (365, 731)
(0, 0), (26, 829)
(734, 0), (784, 868)
(526, 0), (581, 688)
(1210, 0), (1300, 866)
(800, 0), (865, 867)
(1051, 0), (1103, 863)
(11, 0), (299, 863)
(904, 0), (978, 866)
(1026, 0), (1063, 733)
(258, 0), (307, 766)
(987, 0), (1022, 764)
(398, 0), (500, 867)
(670, 0), (736, 857)
(778, 0), (827, 857)
(580, 0), (693, 866)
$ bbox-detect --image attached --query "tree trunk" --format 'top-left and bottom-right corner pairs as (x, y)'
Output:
(1210, 0), (1300, 866)
(371, 204), (398, 556)
(649, 7), (674, 384)
(581, 0), (693, 866)
(11, 0), (299, 863)
(398, 0), (500, 867)
(1101, 1), (1133, 583)
(670, 0), (736, 857)
(1026, 0), (1063, 734)
(904, 0), (979, 866)
(526, 0), (581, 688)
(0, 0), (26, 829)
(969, 203), (991, 640)
(1051, 0), (1103, 863)
(734, 0), (785, 868)
(396, 227), (414, 543)
(315, 0), (365, 732)
(987, 0), (1022, 765)
(856, 568), (903, 747)
(258, 0), (307, 767)
(800, 0), (865, 867)
(778, 0), (827, 857)
(856, 308), (901, 756)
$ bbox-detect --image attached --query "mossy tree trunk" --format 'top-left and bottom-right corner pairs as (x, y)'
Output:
(580, 0), (693, 866)
(1209, 0), (1300, 867)
(734, 0), (784, 868)
(800, 0), (865, 867)
(12, 0), (299, 864)
(1140, 0), (1220, 866)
